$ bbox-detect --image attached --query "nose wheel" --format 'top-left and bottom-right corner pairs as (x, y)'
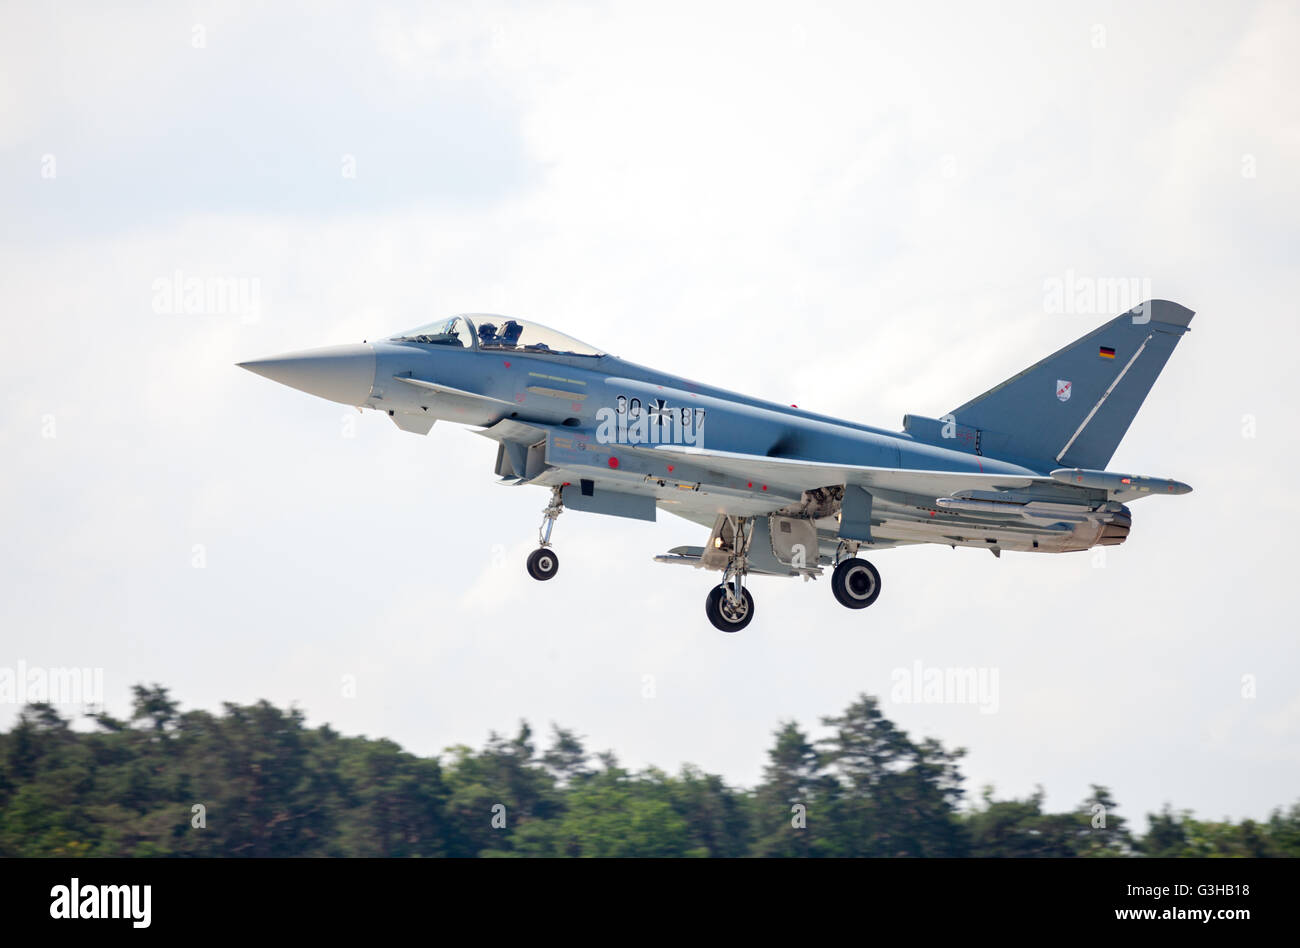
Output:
(527, 486), (564, 582)
(527, 547), (559, 581)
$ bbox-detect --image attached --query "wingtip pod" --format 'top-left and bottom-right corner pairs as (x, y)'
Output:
(1050, 468), (1192, 495)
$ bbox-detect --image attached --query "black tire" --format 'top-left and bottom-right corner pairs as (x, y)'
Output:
(705, 584), (754, 633)
(527, 548), (559, 581)
(831, 558), (881, 609)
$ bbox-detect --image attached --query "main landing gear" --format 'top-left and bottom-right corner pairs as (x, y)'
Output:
(526, 487), (563, 581)
(830, 540), (881, 609)
(706, 582), (754, 633)
(705, 516), (756, 633)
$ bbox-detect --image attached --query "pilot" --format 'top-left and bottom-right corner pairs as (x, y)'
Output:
(500, 320), (524, 347)
(477, 322), (498, 345)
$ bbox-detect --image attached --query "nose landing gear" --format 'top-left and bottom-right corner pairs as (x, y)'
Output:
(527, 486), (563, 581)
(527, 547), (559, 581)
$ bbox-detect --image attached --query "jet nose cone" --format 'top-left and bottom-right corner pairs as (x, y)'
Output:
(238, 343), (376, 406)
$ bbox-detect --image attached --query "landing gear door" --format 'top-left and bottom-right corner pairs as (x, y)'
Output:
(769, 515), (818, 570)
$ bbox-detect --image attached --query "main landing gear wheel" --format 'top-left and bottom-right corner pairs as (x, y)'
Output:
(527, 548), (559, 581)
(831, 558), (881, 609)
(705, 584), (755, 633)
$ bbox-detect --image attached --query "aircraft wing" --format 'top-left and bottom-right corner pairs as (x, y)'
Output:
(470, 423), (1054, 528)
(630, 444), (1051, 498)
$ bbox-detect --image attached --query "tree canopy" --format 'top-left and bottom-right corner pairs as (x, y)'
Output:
(0, 687), (1294, 858)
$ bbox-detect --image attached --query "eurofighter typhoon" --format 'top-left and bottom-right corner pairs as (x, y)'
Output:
(239, 300), (1193, 632)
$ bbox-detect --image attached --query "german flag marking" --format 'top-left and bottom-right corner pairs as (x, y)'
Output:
(1099, 346), (1116, 359)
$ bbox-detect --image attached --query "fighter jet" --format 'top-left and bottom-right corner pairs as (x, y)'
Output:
(239, 300), (1194, 632)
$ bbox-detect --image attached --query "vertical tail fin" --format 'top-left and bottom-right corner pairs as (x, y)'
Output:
(948, 300), (1194, 470)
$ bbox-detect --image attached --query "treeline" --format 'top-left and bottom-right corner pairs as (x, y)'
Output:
(0, 686), (1295, 857)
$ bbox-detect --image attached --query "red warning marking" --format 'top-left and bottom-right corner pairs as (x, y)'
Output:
(761, 485), (767, 491)
(667, 465), (674, 472)
(504, 361), (511, 368)
(608, 457), (619, 469)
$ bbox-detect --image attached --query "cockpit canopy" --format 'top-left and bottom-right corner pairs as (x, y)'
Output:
(391, 315), (604, 357)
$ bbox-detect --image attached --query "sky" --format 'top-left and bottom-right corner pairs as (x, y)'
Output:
(2, 0), (1298, 831)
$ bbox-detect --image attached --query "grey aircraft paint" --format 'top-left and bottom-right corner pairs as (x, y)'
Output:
(239, 300), (1194, 632)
